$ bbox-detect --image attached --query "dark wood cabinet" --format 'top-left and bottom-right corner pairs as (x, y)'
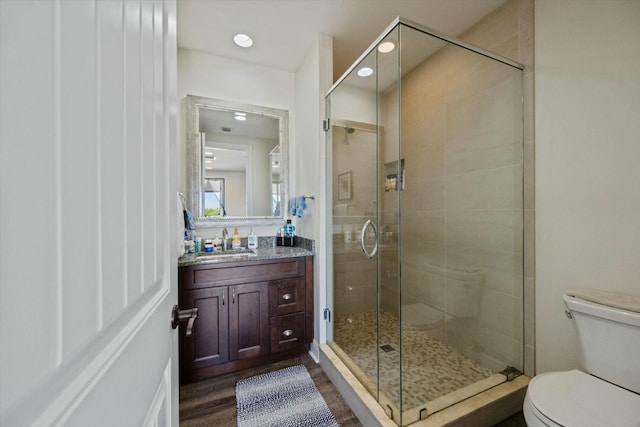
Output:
(179, 256), (313, 383)
(181, 287), (229, 373)
(229, 282), (269, 360)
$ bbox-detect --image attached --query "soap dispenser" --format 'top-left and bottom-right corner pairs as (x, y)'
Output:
(231, 227), (241, 249)
(247, 228), (258, 250)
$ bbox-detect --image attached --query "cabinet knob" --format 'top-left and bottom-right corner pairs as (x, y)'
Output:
(282, 329), (293, 337)
(282, 293), (293, 301)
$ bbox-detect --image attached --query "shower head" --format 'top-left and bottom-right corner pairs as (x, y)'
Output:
(342, 126), (355, 145)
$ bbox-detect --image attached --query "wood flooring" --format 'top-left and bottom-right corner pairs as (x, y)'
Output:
(179, 354), (361, 426)
(179, 353), (526, 427)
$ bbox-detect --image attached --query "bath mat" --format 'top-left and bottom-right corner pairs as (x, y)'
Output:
(236, 365), (339, 427)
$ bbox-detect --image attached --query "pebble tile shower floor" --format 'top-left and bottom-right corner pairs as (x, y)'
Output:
(333, 311), (495, 410)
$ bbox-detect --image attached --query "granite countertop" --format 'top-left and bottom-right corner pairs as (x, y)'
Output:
(178, 237), (314, 267)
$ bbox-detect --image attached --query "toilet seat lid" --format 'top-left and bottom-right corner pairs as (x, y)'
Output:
(528, 370), (640, 427)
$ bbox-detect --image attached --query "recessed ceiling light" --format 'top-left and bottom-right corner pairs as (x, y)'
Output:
(357, 67), (374, 77)
(234, 115), (247, 121)
(378, 41), (396, 53)
(233, 33), (253, 48)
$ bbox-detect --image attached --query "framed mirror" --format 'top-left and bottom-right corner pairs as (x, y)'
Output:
(185, 95), (289, 227)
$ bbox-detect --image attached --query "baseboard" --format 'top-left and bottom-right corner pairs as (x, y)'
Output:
(309, 340), (320, 363)
(416, 376), (529, 427)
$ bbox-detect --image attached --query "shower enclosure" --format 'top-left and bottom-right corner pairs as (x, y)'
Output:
(325, 18), (524, 426)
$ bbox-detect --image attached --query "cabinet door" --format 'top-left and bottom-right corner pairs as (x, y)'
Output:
(182, 287), (229, 374)
(229, 282), (269, 360)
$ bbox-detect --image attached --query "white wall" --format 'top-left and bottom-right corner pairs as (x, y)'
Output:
(204, 132), (276, 216)
(331, 86), (377, 124)
(177, 48), (295, 236)
(294, 33), (333, 350)
(535, 0), (640, 373)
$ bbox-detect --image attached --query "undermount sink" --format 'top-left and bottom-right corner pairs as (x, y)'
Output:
(196, 247), (257, 260)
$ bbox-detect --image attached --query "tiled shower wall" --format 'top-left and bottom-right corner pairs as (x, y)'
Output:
(457, 0), (535, 376)
(381, 0), (534, 373)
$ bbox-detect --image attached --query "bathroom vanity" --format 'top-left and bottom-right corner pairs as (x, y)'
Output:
(178, 249), (313, 383)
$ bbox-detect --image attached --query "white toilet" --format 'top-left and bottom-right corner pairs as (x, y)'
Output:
(523, 289), (640, 427)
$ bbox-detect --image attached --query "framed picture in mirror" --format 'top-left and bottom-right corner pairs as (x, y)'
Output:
(338, 171), (352, 200)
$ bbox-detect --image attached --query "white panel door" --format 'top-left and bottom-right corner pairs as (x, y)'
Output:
(0, 0), (179, 425)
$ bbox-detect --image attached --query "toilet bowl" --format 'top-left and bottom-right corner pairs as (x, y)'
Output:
(523, 370), (640, 427)
(402, 303), (445, 341)
(523, 289), (640, 427)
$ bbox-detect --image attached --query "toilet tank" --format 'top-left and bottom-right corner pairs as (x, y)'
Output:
(563, 291), (640, 393)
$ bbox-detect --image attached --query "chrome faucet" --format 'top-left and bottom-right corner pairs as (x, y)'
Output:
(222, 227), (229, 251)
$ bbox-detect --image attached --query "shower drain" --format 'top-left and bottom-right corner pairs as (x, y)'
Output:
(380, 344), (396, 352)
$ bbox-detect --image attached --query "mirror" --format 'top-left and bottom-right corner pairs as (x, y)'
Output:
(186, 95), (289, 227)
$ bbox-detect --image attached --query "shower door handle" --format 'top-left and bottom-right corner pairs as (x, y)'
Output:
(360, 219), (378, 259)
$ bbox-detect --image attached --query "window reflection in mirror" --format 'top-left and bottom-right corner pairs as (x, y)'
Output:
(203, 178), (225, 216)
(185, 95), (289, 227)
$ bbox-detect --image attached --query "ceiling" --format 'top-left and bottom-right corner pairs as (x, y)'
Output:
(177, 0), (507, 80)
(180, 0), (508, 174)
(199, 107), (279, 140)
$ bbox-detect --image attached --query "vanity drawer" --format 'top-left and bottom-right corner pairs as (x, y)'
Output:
(181, 258), (305, 290)
(270, 313), (305, 353)
(269, 277), (305, 316)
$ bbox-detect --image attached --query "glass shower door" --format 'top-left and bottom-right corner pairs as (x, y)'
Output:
(326, 26), (405, 423)
(376, 27), (403, 423)
(325, 46), (383, 405)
